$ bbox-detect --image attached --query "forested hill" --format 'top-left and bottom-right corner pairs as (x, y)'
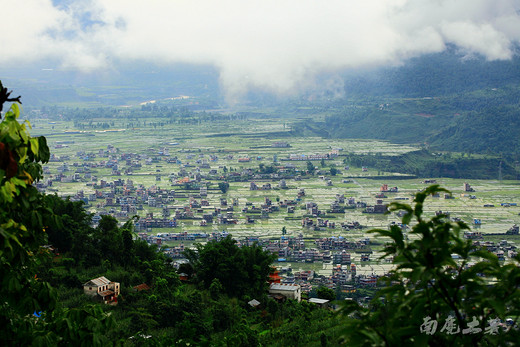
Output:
(340, 47), (520, 97)
(291, 50), (520, 156)
(292, 96), (520, 155)
(343, 149), (518, 180)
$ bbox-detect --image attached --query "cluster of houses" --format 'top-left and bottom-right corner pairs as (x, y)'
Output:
(268, 263), (380, 299)
(41, 145), (367, 229)
(380, 184), (398, 193)
(471, 239), (518, 261)
(58, 173), (383, 231)
(261, 232), (520, 299)
(283, 150), (340, 161)
(44, 143), (520, 304)
(250, 181), (273, 190)
(39, 145), (308, 193)
(152, 232), (371, 265)
(40, 143), (386, 216)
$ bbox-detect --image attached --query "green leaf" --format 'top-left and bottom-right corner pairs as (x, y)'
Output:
(471, 250), (499, 263)
(29, 137), (39, 158)
(489, 298), (506, 317)
(38, 136), (50, 163)
(8, 276), (21, 291)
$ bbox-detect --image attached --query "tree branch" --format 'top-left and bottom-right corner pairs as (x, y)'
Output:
(0, 82), (22, 115)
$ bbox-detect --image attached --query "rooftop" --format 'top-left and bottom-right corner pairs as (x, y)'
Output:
(83, 276), (111, 287)
(270, 283), (300, 291)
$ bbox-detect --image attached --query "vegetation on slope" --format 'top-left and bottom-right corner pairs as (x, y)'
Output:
(343, 149), (518, 180)
(340, 186), (520, 346)
(0, 82), (116, 345)
(290, 50), (520, 159)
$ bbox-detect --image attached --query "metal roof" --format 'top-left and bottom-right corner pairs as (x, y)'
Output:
(269, 283), (300, 291)
(83, 276), (111, 287)
(248, 299), (260, 307)
(133, 283), (151, 291)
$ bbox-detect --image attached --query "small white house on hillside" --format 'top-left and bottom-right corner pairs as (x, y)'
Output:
(269, 283), (301, 302)
(83, 276), (120, 304)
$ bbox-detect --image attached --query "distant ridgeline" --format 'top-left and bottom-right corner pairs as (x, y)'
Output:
(292, 102), (520, 156)
(340, 48), (520, 98)
(291, 49), (520, 159)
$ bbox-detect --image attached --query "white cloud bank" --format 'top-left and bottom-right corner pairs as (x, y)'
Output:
(1, 0), (519, 101)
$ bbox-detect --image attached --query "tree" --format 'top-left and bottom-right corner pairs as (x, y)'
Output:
(316, 286), (336, 301)
(0, 82), (117, 345)
(218, 182), (230, 193)
(330, 167), (337, 176)
(44, 195), (97, 254)
(94, 215), (123, 264)
(184, 235), (275, 298)
(340, 185), (520, 345)
(0, 81), (21, 112)
(306, 161), (315, 174)
(209, 278), (224, 299)
(0, 84), (55, 343)
(121, 216), (138, 266)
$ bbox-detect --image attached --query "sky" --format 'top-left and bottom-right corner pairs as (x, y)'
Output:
(1, 0), (520, 102)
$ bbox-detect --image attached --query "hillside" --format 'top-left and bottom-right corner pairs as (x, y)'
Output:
(343, 149), (517, 180)
(340, 48), (520, 97)
(292, 92), (520, 156)
(289, 50), (520, 156)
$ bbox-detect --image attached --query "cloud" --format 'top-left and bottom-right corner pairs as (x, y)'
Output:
(1, 0), (519, 101)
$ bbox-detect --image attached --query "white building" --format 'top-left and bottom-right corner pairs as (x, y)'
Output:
(83, 276), (120, 304)
(269, 283), (301, 302)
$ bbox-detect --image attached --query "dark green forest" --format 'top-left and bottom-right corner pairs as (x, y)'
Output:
(292, 100), (520, 157)
(342, 149), (518, 180)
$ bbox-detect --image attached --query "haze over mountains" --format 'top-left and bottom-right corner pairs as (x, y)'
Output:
(2, 48), (520, 108)
(2, 0), (520, 103)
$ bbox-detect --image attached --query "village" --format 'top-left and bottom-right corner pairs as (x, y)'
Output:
(36, 134), (520, 302)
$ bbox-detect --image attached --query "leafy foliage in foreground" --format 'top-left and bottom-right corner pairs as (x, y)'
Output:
(0, 84), (117, 345)
(340, 185), (520, 346)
